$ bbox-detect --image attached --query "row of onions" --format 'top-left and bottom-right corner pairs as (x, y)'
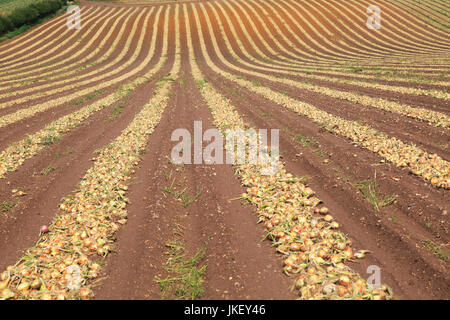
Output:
(185, 3), (392, 299)
(200, 1), (449, 127)
(191, 1), (450, 189)
(0, 12), (167, 178)
(0, 6), (165, 128)
(0, 8), (179, 299)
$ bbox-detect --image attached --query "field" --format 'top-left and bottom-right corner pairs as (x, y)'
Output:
(0, 0), (448, 300)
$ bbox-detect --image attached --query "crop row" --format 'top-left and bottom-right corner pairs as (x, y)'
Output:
(0, 6), (166, 128)
(335, 0), (448, 42)
(385, 0), (449, 30)
(0, 10), (180, 299)
(0, 6), (103, 72)
(186, 6), (392, 299)
(0, 7), (129, 87)
(205, 0), (449, 87)
(197, 2), (449, 127)
(215, 4), (450, 97)
(0, 8), (147, 102)
(189, 2), (450, 189)
(226, 0), (448, 65)
(1, 1), (446, 90)
(245, 0), (440, 60)
(0, 38), (167, 178)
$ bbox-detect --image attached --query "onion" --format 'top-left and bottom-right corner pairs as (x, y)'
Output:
(322, 283), (336, 295)
(79, 287), (91, 299)
(307, 266), (316, 275)
(339, 275), (351, 287)
(330, 222), (339, 229)
(17, 281), (30, 291)
(318, 249), (328, 258)
(1, 288), (14, 299)
(330, 254), (341, 264)
(284, 265), (293, 273)
(0, 272), (8, 281)
(0, 280), (8, 290)
(271, 217), (281, 225)
(40, 225), (49, 234)
(337, 285), (348, 297)
(83, 238), (93, 247)
(284, 255), (297, 266)
(295, 275), (307, 289)
(77, 255), (89, 265)
(336, 242), (346, 250)
(41, 293), (52, 300)
(31, 279), (41, 290)
(343, 247), (354, 259)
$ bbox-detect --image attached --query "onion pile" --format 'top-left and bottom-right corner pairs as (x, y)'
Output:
(238, 163), (392, 299)
(190, 51), (392, 299)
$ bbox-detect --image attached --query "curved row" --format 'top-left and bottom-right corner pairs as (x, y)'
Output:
(0, 6), (166, 128)
(0, 7), (131, 85)
(0, 8), (148, 103)
(185, 3), (392, 299)
(0, 5), (180, 300)
(198, 3), (449, 126)
(189, 2), (450, 189)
